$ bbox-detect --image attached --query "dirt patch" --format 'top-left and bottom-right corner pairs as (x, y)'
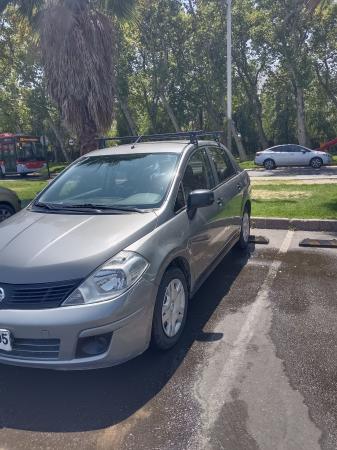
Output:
(252, 189), (312, 200)
(252, 179), (337, 185)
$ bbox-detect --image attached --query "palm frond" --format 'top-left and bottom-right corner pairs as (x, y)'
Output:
(38, 3), (116, 137)
(103, 0), (136, 18)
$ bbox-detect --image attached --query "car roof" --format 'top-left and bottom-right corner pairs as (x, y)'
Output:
(86, 140), (220, 157)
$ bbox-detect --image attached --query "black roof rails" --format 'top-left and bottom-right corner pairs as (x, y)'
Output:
(98, 131), (224, 149)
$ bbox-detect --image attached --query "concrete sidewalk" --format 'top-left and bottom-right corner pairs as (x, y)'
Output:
(252, 217), (337, 232)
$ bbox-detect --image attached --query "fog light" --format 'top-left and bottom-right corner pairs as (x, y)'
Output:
(76, 333), (112, 358)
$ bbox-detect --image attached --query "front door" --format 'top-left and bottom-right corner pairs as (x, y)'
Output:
(182, 148), (219, 281)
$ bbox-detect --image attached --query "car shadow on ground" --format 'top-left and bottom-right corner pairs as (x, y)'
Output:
(0, 245), (256, 433)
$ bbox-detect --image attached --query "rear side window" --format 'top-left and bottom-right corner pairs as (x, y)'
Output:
(208, 147), (236, 184)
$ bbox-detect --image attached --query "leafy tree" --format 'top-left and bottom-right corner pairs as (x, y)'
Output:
(1, 0), (135, 154)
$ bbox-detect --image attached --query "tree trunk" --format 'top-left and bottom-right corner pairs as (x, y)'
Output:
(160, 93), (180, 132)
(47, 120), (70, 163)
(231, 121), (248, 161)
(255, 111), (269, 150)
(79, 121), (98, 155)
(118, 97), (137, 136)
(315, 64), (337, 111)
(294, 83), (309, 146)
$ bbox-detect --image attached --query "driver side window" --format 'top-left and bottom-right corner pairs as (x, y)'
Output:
(182, 149), (214, 200)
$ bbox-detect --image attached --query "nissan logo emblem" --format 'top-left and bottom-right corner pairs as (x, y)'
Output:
(0, 288), (5, 302)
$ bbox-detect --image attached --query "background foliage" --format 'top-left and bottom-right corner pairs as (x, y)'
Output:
(1, 0), (337, 160)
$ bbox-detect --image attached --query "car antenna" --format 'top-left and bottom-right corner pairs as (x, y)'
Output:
(131, 135), (143, 149)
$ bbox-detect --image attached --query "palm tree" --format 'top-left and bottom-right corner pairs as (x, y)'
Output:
(0, 0), (135, 154)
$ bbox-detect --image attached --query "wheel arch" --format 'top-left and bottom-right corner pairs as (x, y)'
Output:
(163, 256), (191, 295)
(0, 201), (15, 212)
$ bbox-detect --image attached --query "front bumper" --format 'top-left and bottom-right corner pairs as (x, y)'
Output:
(0, 278), (157, 370)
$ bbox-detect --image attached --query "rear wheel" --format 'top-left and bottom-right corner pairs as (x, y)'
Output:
(238, 208), (251, 250)
(0, 203), (15, 223)
(0, 168), (4, 179)
(151, 267), (188, 351)
(20, 173), (28, 178)
(263, 159), (276, 170)
(310, 157), (322, 169)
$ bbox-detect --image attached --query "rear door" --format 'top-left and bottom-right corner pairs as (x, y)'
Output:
(207, 145), (243, 249)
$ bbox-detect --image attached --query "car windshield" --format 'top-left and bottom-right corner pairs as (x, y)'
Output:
(37, 153), (179, 210)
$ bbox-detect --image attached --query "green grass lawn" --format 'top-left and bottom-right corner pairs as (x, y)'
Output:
(48, 163), (68, 174)
(252, 181), (337, 219)
(1, 178), (336, 220)
(239, 160), (256, 170)
(0, 180), (47, 204)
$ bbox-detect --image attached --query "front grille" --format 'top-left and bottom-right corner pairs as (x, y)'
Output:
(0, 280), (81, 309)
(0, 338), (60, 360)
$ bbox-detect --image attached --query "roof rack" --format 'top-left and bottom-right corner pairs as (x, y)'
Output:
(97, 131), (224, 149)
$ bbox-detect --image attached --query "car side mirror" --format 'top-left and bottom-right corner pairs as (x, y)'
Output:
(187, 189), (214, 219)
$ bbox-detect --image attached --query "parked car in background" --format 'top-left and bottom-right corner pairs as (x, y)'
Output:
(255, 144), (332, 170)
(0, 187), (21, 222)
(0, 132), (251, 370)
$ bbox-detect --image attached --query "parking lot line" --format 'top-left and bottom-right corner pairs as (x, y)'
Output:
(190, 230), (294, 449)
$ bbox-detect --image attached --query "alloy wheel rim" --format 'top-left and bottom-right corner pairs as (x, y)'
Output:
(312, 159), (321, 168)
(265, 161), (273, 170)
(0, 209), (11, 223)
(162, 279), (186, 338)
(242, 212), (250, 243)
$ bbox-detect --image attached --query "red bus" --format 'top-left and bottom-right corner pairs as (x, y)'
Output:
(0, 133), (47, 177)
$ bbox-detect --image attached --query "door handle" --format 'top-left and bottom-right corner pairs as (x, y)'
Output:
(217, 198), (223, 207)
(237, 183), (242, 190)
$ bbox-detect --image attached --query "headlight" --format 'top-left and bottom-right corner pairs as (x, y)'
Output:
(62, 251), (148, 306)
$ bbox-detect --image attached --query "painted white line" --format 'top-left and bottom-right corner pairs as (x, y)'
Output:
(190, 230), (294, 449)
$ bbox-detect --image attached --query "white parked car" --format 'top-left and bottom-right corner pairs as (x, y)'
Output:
(255, 144), (332, 170)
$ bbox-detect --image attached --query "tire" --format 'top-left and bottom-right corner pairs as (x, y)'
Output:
(263, 159), (276, 170)
(0, 203), (15, 223)
(310, 157), (322, 169)
(0, 168), (4, 179)
(151, 267), (188, 351)
(20, 173), (28, 178)
(238, 207), (251, 250)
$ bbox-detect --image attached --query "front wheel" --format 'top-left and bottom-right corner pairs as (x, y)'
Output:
(0, 203), (15, 223)
(310, 157), (322, 169)
(238, 209), (251, 250)
(151, 267), (188, 351)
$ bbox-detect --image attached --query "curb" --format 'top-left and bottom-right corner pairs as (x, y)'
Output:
(252, 217), (337, 232)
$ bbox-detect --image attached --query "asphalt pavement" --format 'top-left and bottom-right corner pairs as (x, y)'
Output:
(248, 165), (337, 179)
(0, 229), (337, 449)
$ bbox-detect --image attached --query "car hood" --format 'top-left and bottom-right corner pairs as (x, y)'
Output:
(0, 209), (158, 284)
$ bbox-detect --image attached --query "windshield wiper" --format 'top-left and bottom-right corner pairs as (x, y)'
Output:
(107, 205), (146, 213)
(60, 204), (145, 213)
(34, 202), (63, 210)
(34, 202), (145, 213)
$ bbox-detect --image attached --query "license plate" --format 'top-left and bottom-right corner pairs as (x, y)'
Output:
(0, 330), (12, 352)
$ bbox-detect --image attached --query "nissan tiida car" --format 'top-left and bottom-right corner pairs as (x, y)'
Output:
(0, 133), (251, 370)
(255, 144), (332, 169)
